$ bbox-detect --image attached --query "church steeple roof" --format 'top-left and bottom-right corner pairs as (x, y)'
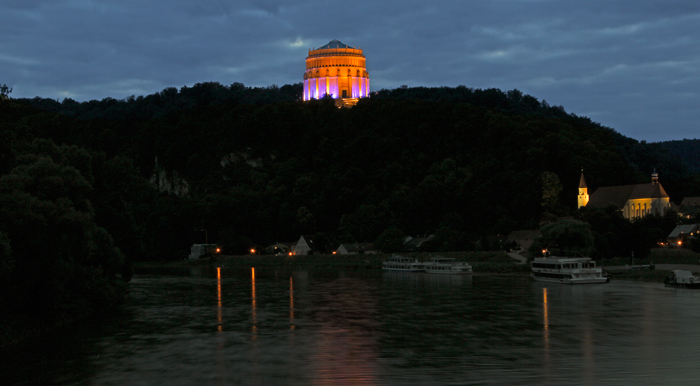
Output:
(579, 169), (587, 189)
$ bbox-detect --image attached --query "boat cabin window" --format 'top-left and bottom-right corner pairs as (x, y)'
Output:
(532, 263), (557, 269)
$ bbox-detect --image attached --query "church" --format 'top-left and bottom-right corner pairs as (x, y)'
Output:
(578, 170), (671, 219)
(302, 39), (370, 106)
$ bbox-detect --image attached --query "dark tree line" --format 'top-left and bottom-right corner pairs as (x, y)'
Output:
(2, 84), (699, 264)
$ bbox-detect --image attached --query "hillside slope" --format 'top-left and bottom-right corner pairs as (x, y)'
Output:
(2, 84), (699, 259)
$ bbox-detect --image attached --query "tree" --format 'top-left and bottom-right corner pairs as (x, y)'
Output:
(532, 219), (595, 256)
(374, 227), (406, 253)
(0, 84), (11, 99)
(0, 232), (11, 282)
(0, 140), (128, 316)
(541, 171), (562, 213)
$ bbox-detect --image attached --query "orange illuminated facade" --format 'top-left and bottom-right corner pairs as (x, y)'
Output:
(577, 169), (589, 209)
(303, 39), (370, 106)
(581, 170), (671, 220)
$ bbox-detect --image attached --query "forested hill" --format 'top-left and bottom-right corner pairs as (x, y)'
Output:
(5, 82), (700, 344)
(2, 83), (700, 265)
(16, 82), (304, 121)
(655, 139), (700, 174)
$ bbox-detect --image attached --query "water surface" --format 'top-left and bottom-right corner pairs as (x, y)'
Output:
(4, 268), (700, 385)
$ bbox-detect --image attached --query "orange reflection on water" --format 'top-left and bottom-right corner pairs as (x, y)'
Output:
(543, 287), (549, 332)
(543, 287), (550, 362)
(217, 267), (223, 332)
(290, 276), (295, 330)
(252, 267), (257, 339)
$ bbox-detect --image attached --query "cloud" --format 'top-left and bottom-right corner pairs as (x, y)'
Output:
(0, 0), (698, 141)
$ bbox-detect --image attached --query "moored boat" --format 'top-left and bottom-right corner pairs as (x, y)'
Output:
(531, 256), (608, 284)
(664, 270), (700, 289)
(382, 255), (424, 272)
(424, 256), (473, 275)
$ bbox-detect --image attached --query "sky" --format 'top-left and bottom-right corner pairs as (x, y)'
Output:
(1, 0), (698, 142)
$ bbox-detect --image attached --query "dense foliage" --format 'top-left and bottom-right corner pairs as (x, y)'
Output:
(2, 82), (700, 264)
(0, 134), (131, 327)
(656, 139), (700, 174)
(531, 219), (595, 257)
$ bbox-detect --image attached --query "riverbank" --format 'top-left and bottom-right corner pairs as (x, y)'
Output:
(134, 251), (531, 275)
(601, 249), (700, 283)
(0, 307), (98, 349)
(133, 248), (700, 282)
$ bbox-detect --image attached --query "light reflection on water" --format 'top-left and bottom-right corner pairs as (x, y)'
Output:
(252, 267), (257, 339)
(5, 269), (700, 385)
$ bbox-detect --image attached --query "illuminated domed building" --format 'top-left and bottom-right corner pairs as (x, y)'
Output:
(303, 39), (369, 106)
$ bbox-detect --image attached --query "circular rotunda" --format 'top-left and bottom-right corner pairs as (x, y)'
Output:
(303, 39), (370, 105)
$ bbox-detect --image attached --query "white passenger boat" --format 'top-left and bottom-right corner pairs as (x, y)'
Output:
(664, 270), (700, 289)
(382, 255), (424, 272)
(531, 256), (608, 284)
(424, 256), (473, 275)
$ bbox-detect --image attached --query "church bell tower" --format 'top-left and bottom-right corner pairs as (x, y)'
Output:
(578, 169), (589, 209)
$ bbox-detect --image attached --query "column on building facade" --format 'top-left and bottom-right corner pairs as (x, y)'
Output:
(330, 76), (339, 98)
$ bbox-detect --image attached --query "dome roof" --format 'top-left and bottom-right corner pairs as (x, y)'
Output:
(318, 39), (351, 49)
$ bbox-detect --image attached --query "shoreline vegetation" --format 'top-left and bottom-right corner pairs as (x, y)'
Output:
(133, 248), (700, 283)
(134, 251), (530, 275)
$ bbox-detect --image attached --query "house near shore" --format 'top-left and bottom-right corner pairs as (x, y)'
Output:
(264, 242), (293, 255)
(403, 235), (435, 251)
(188, 244), (219, 260)
(336, 243), (377, 255)
(293, 235), (316, 255)
(667, 224), (699, 247)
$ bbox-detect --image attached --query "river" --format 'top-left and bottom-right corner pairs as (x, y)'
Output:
(4, 267), (700, 385)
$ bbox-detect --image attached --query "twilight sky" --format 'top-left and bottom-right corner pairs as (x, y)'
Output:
(1, 0), (698, 142)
